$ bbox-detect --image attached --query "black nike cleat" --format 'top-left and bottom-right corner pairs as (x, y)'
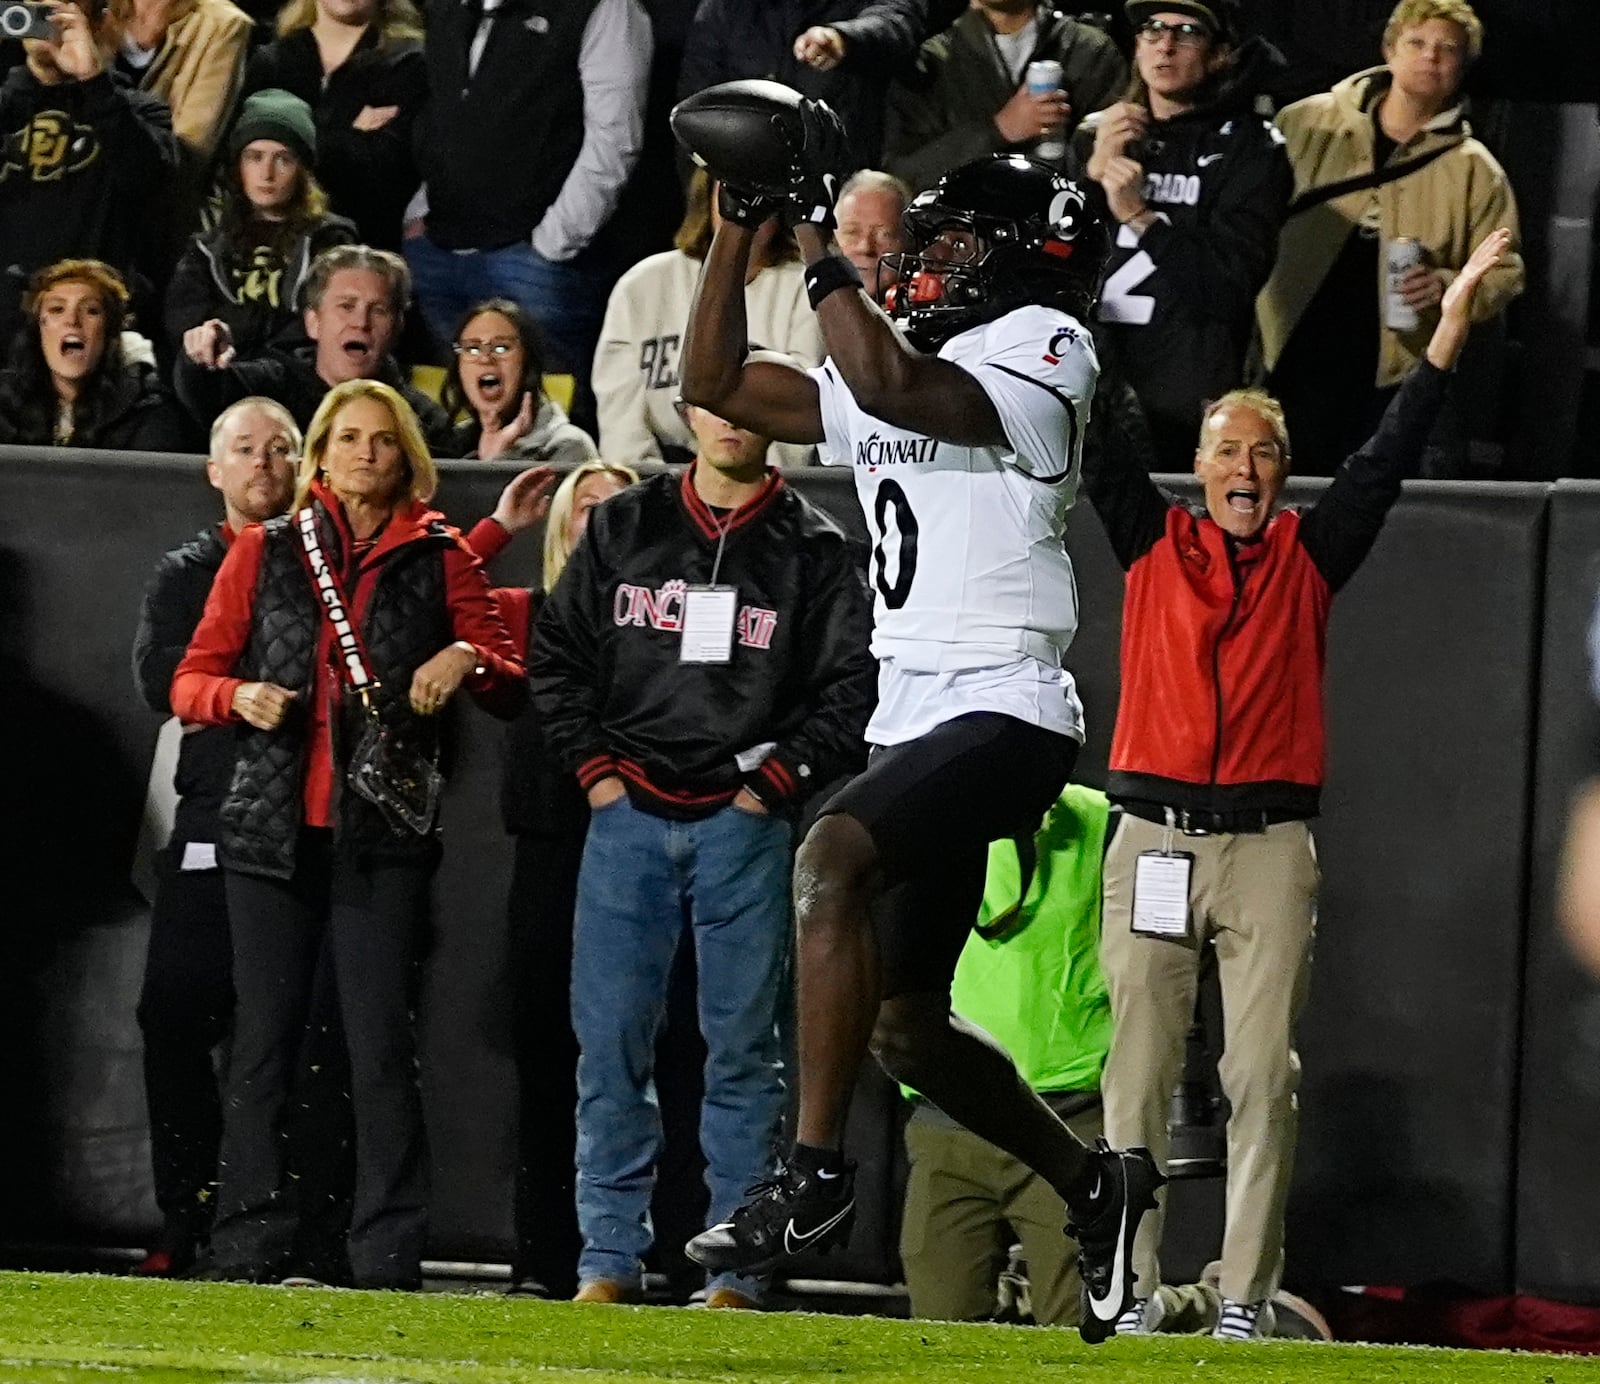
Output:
(1068, 1140), (1164, 1345)
(686, 1159), (856, 1277)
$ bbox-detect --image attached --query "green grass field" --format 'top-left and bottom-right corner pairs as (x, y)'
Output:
(2, 1272), (1595, 1384)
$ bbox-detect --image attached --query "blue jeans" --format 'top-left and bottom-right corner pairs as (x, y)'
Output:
(402, 233), (608, 381)
(571, 796), (792, 1298)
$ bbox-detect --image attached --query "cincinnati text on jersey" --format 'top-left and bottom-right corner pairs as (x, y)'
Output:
(856, 432), (939, 469)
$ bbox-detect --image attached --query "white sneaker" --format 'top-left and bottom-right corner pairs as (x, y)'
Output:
(1113, 1298), (1148, 1335)
(1213, 1297), (1274, 1340)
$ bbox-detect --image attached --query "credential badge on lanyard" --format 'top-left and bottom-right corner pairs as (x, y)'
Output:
(680, 508), (738, 665)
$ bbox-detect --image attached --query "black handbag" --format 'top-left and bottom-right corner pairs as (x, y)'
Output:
(295, 505), (443, 837)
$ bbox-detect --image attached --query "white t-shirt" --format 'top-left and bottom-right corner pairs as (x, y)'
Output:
(810, 304), (1098, 746)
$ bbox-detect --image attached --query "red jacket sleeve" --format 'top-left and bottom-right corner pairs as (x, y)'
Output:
(170, 523), (265, 724)
(463, 514), (532, 662)
(464, 516), (513, 563)
(444, 538), (528, 720)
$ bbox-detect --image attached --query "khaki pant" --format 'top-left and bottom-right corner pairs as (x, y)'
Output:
(1099, 813), (1319, 1304)
(900, 1100), (1104, 1326)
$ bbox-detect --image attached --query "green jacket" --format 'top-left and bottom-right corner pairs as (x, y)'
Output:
(884, 6), (1127, 195)
(904, 784), (1112, 1100)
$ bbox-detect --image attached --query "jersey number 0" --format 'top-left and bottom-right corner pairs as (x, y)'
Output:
(871, 478), (919, 610)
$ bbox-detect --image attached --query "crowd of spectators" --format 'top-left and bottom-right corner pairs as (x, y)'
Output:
(45, 0), (1534, 1333)
(0, 0), (1523, 480)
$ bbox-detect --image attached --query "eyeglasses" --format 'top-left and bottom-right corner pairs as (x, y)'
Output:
(453, 338), (517, 357)
(1137, 18), (1213, 46)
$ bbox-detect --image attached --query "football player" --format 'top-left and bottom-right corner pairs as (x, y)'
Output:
(677, 121), (1160, 1343)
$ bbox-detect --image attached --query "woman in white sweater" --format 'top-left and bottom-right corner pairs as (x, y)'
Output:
(593, 169), (822, 468)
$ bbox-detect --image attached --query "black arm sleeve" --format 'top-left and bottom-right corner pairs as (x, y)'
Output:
(174, 354), (287, 432)
(132, 551), (204, 714)
(1298, 360), (1450, 592)
(163, 243), (219, 358)
(678, 0), (734, 98)
(83, 74), (182, 195)
(528, 526), (615, 782)
(829, 0), (927, 69)
(1079, 373), (1174, 570)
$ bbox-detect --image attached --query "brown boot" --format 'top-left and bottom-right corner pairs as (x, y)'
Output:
(573, 1279), (643, 1305)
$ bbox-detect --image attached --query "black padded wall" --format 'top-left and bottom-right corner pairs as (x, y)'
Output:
(1285, 482), (1547, 1294)
(1517, 482), (1600, 1303)
(0, 453), (1570, 1299)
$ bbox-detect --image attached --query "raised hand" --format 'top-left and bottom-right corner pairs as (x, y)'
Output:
(1425, 226), (1512, 369)
(716, 180), (779, 231)
(45, 2), (104, 81)
(1441, 226), (1513, 321)
(782, 98), (850, 231)
(1086, 102), (1148, 181)
(490, 461), (558, 533)
(478, 390), (537, 462)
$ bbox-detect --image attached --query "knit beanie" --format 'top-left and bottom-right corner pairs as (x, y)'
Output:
(229, 88), (317, 169)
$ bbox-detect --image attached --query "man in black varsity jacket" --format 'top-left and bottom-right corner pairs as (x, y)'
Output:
(530, 403), (876, 1309)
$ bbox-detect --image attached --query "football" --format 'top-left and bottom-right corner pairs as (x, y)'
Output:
(669, 79), (807, 195)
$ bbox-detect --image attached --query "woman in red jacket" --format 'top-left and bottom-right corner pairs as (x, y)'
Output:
(171, 378), (524, 1289)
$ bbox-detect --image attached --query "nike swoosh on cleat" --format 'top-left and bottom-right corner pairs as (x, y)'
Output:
(781, 1202), (853, 1257)
(1085, 1167), (1130, 1322)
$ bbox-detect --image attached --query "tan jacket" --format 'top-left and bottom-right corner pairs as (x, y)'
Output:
(1257, 66), (1524, 387)
(124, 0), (252, 162)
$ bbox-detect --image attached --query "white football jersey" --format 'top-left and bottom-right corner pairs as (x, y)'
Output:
(810, 304), (1098, 746)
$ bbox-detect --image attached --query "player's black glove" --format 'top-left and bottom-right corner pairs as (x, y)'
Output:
(781, 98), (849, 231)
(716, 180), (779, 230)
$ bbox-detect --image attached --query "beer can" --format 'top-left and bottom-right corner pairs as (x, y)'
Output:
(1027, 59), (1066, 162)
(1384, 236), (1425, 331)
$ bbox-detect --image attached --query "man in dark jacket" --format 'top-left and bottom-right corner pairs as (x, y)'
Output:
(530, 403), (876, 1309)
(0, 0), (180, 344)
(1072, 0), (1293, 469)
(175, 244), (449, 446)
(680, 0), (928, 171)
(885, 2), (1127, 194)
(1083, 229), (1510, 1340)
(130, 397), (353, 1278)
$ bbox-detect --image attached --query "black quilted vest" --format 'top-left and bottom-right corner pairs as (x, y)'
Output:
(218, 498), (454, 880)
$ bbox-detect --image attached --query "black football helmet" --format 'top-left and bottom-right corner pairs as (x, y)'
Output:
(883, 155), (1109, 351)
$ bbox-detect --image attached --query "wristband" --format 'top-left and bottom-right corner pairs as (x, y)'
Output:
(803, 255), (862, 311)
